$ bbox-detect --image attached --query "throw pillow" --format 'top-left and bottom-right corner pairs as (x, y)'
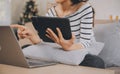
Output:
(23, 42), (88, 65)
(99, 32), (120, 67)
(95, 21), (120, 67)
(94, 21), (120, 42)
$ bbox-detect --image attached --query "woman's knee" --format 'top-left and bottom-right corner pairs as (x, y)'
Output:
(80, 54), (105, 68)
(92, 56), (105, 68)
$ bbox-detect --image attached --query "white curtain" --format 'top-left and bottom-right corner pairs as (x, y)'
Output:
(0, 0), (11, 25)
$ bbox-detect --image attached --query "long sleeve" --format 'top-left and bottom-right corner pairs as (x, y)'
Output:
(79, 7), (94, 48)
(44, 2), (95, 48)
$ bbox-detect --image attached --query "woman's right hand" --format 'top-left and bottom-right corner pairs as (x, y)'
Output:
(11, 24), (34, 39)
(10, 24), (41, 44)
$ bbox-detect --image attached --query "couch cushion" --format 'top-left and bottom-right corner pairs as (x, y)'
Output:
(107, 67), (120, 74)
(94, 21), (120, 42)
(99, 32), (120, 67)
(0, 64), (115, 74)
(94, 21), (120, 67)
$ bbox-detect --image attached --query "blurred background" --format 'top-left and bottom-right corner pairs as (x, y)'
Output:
(0, 0), (120, 25)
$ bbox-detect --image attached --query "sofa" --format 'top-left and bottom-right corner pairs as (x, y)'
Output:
(0, 20), (120, 74)
(94, 20), (120, 74)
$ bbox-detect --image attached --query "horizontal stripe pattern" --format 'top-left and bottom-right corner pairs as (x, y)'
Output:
(45, 2), (95, 48)
(69, 11), (93, 22)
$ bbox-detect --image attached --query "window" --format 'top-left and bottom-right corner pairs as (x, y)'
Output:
(0, 0), (11, 25)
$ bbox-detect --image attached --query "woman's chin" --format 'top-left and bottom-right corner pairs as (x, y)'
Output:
(55, 0), (66, 3)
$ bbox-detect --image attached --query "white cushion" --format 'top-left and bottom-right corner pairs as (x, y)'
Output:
(23, 42), (88, 65)
(86, 42), (104, 55)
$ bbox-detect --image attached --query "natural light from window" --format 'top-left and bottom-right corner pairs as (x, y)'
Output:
(0, 0), (11, 25)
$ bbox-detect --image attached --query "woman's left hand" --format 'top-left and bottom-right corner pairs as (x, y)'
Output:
(46, 28), (75, 50)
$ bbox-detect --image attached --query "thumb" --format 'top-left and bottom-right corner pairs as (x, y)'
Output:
(70, 33), (75, 42)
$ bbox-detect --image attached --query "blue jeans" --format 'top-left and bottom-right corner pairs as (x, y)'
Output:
(79, 54), (105, 68)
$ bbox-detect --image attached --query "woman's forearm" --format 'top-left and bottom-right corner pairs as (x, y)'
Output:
(29, 35), (42, 44)
(64, 43), (84, 51)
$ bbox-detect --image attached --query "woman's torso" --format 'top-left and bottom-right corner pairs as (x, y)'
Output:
(46, 2), (96, 48)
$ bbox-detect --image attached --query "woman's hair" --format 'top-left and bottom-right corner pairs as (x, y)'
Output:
(71, 0), (88, 5)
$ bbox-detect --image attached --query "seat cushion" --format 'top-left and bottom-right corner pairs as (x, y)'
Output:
(107, 67), (120, 74)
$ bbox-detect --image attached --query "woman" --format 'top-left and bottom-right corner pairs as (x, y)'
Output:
(11, 0), (105, 68)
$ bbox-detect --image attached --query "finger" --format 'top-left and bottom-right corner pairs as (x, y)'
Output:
(71, 33), (75, 40)
(17, 29), (23, 39)
(45, 34), (54, 41)
(19, 35), (25, 39)
(70, 33), (75, 42)
(46, 29), (54, 38)
(46, 30), (59, 42)
(46, 34), (56, 42)
(46, 34), (59, 43)
(18, 29), (28, 38)
(18, 29), (22, 34)
(21, 35), (28, 39)
(46, 28), (59, 41)
(18, 32), (24, 39)
(10, 25), (25, 31)
(45, 34), (51, 39)
(56, 28), (63, 39)
(22, 34), (31, 39)
(22, 31), (30, 36)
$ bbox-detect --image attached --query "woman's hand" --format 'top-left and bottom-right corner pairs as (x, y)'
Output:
(10, 24), (41, 44)
(11, 25), (33, 39)
(46, 28), (75, 50)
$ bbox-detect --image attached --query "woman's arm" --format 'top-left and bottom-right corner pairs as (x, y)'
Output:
(69, 8), (94, 50)
(64, 43), (84, 51)
(45, 7), (94, 51)
(10, 25), (42, 44)
(46, 28), (84, 51)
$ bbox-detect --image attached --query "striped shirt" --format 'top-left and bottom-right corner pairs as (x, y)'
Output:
(45, 2), (95, 48)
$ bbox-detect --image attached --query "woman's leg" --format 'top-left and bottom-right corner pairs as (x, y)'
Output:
(79, 54), (105, 68)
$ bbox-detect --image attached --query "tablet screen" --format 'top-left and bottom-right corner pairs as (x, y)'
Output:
(32, 16), (72, 42)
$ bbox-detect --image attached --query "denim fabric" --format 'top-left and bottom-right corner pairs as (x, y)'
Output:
(80, 54), (105, 68)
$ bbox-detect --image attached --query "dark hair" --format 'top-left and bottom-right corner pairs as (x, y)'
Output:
(71, 0), (88, 5)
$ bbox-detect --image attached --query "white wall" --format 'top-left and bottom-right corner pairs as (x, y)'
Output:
(0, 0), (11, 25)
(89, 0), (120, 20)
(11, 0), (28, 24)
(11, 0), (120, 24)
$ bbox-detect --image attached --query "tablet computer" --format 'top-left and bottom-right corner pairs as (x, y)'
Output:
(31, 16), (72, 42)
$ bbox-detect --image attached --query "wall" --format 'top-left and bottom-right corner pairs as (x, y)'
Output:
(11, 0), (27, 24)
(11, 0), (49, 24)
(89, 0), (120, 20)
(11, 0), (120, 24)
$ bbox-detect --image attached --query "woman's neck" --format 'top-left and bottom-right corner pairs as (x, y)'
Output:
(55, 1), (84, 17)
(57, 1), (72, 12)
